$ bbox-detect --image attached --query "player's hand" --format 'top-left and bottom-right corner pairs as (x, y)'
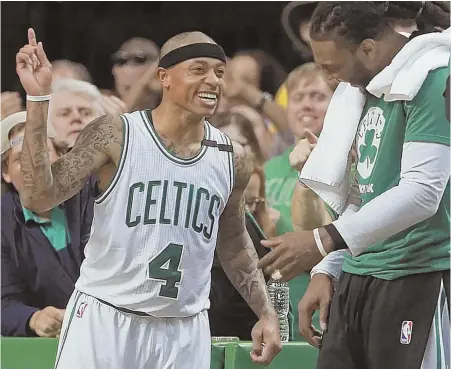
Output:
(289, 129), (318, 172)
(29, 306), (65, 337)
(16, 28), (52, 96)
(298, 273), (333, 348)
(1, 92), (24, 119)
(250, 312), (282, 366)
(258, 231), (323, 281)
(101, 95), (128, 115)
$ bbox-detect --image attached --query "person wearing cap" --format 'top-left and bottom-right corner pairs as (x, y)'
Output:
(1, 111), (95, 337)
(16, 28), (281, 368)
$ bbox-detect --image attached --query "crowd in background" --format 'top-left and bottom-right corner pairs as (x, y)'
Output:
(0, 1), (420, 340)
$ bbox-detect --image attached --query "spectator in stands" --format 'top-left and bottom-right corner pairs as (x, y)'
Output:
(111, 37), (161, 111)
(229, 105), (274, 160)
(212, 111), (280, 235)
(1, 111), (95, 337)
(264, 62), (334, 340)
(223, 51), (292, 158)
(265, 63), (334, 235)
(245, 166), (278, 238)
(51, 59), (93, 83)
(211, 111), (265, 166)
(49, 78), (126, 151)
(230, 50), (287, 98)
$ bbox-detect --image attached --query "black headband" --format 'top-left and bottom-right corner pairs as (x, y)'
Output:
(158, 43), (226, 69)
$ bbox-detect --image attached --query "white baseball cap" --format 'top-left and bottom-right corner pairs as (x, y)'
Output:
(1, 111), (57, 155)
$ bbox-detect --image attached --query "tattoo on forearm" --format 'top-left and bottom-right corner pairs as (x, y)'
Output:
(21, 101), (51, 199)
(216, 143), (274, 318)
(21, 107), (122, 209)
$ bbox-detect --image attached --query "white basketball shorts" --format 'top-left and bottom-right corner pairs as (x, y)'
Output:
(54, 290), (211, 369)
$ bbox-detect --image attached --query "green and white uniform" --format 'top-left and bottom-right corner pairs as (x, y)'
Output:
(55, 110), (234, 369)
(318, 65), (450, 369)
(343, 66), (450, 279)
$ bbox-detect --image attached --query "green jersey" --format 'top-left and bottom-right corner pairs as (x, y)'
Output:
(264, 146), (298, 235)
(343, 66), (450, 280)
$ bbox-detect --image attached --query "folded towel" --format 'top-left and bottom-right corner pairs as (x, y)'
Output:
(299, 30), (451, 215)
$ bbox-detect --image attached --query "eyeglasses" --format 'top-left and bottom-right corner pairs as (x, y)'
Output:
(111, 53), (157, 66)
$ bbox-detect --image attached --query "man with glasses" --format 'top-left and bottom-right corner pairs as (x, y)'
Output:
(111, 37), (161, 110)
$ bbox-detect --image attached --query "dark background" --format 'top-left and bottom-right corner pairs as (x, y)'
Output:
(2, 1), (306, 92)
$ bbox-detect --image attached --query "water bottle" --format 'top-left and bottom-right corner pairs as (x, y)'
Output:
(267, 278), (290, 342)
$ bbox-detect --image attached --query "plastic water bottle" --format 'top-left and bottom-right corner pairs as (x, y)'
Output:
(267, 278), (290, 342)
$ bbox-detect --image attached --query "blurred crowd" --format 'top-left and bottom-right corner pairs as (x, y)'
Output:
(0, 2), (418, 340)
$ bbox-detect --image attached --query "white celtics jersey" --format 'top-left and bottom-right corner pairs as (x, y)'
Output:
(76, 110), (234, 317)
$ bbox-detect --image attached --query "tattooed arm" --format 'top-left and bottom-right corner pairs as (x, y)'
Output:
(216, 142), (275, 318)
(21, 100), (122, 212)
(216, 142), (281, 364)
(16, 29), (122, 212)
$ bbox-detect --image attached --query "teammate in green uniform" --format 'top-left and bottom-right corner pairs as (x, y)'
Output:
(259, 2), (450, 369)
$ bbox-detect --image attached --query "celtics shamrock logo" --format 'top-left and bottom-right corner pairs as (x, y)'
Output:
(359, 129), (378, 165)
(356, 107), (385, 180)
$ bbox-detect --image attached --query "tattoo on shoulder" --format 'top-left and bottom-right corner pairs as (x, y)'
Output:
(75, 115), (121, 145)
(232, 141), (253, 190)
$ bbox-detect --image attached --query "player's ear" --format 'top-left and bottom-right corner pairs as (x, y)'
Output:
(156, 67), (170, 89)
(357, 38), (377, 62)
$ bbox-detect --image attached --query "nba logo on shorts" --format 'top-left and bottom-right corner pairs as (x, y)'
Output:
(400, 320), (413, 344)
(76, 302), (88, 318)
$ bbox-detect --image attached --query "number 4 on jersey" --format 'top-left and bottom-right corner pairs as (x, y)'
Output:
(148, 243), (183, 299)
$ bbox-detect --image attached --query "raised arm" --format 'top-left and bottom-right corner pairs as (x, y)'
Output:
(216, 141), (281, 365)
(16, 29), (122, 212)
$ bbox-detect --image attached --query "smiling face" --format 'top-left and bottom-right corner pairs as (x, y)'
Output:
(286, 74), (333, 138)
(158, 57), (225, 118)
(310, 38), (378, 90)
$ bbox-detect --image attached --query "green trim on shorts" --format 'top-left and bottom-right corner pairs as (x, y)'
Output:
(54, 291), (82, 369)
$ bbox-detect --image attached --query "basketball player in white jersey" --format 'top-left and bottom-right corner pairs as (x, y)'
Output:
(16, 29), (282, 368)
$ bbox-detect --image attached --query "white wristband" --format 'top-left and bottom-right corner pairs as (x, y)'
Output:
(313, 228), (328, 257)
(26, 94), (51, 102)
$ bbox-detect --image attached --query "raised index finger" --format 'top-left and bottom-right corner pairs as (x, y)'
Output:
(28, 28), (37, 47)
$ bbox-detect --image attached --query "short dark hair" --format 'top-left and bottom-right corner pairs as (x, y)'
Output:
(310, 1), (450, 44)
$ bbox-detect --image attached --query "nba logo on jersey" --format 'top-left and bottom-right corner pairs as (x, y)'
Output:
(76, 302), (88, 319)
(400, 320), (413, 344)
